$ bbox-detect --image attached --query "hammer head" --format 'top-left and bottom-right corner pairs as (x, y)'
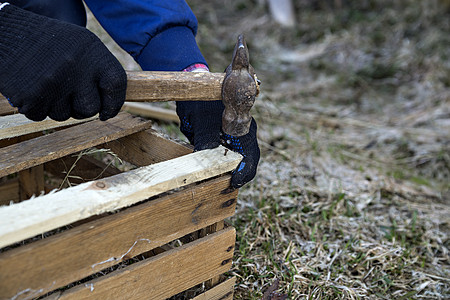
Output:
(221, 34), (260, 137)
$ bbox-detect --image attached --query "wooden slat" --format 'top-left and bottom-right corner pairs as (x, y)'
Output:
(122, 102), (179, 123)
(0, 145), (241, 248)
(126, 71), (224, 102)
(0, 178), (19, 206)
(0, 94), (17, 116)
(56, 227), (236, 300)
(192, 277), (236, 300)
(0, 132), (42, 148)
(0, 113), (97, 140)
(0, 112), (151, 178)
(18, 165), (45, 201)
(0, 176), (238, 299)
(202, 221), (226, 290)
(105, 129), (192, 167)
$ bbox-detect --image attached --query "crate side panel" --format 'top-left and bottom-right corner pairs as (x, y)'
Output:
(0, 176), (238, 299)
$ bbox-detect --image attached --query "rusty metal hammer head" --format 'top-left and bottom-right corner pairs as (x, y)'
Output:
(221, 34), (260, 136)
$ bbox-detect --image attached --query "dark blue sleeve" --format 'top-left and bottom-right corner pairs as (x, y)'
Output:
(84, 0), (207, 71)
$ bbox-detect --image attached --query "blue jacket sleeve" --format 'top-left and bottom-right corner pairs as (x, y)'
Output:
(84, 0), (207, 71)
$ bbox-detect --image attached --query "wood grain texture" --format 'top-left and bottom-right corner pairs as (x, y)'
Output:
(104, 129), (192, 167)
(0, 176), (238, 299)
(0, 179), (19, 206)
(0, 112), (151, 178)
(122, 102), (180, 123)
(0, 113), (97, 140)
(192, 277), (236, 300)
(18, 165), (44, 201)
(55, 227), (235, 300)
(0, 95), (16, 116)
(0, 145), (241, 248)
(126, 71), (224, 102)
(0, 71), (224, 108)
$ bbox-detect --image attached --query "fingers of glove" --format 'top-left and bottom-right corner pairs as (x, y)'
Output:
(72, 84), (102, 120)
(97, 62), (127, 121)
(230, 156), (259, 189)
(18, 102), (49, 122)
(45, 93), (73, 121)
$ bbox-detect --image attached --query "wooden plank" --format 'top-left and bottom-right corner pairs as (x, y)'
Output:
(192, 277), (236, 300)
(122, 102), (179, 123)
(0, 178), (19, 206)
(0, 112), (151, 178)
(105, 129), (192, 167)
(0, 145), (241, 248)
(0, 132), (42, 148)
(0, 94), (17, 116)
(56, 227), (236, 300)
(202, 221), (226, 290)
(0, 113), (97, 140)
(0, 175), (238, 299)
(126, 71), (224, 102)
(18, 165), (45, 201)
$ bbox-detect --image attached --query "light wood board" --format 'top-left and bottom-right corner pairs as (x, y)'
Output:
(0, 176), (238, 299)
(0, 145), (241, 248)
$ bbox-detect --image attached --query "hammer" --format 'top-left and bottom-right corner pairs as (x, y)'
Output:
(0, 35), (260, 136)
(125, 34), (260, 136)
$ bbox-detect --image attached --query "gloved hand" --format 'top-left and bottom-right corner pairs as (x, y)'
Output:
(176, 98), (260, 190)
(0, 4), (127, 121)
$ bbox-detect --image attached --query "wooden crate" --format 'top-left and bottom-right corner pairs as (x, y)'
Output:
(0, 110), (241, 299)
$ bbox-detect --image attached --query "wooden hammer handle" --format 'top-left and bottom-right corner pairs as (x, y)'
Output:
(0, 71), (225, 113)
(126, 71), (224, 102)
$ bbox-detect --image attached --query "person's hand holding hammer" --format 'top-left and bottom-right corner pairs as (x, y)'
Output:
(177, 35), (260, 190)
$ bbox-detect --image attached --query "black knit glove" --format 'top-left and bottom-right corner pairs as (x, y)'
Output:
(221, 118), (260, 189)
(0, 4), (127, 121)
(176, 100), (260, 189)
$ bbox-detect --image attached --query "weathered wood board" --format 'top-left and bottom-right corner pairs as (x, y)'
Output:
(0, 112), (151, 178)
(192, 277), (236, 300)
(0, 113), (96, 140)
(53, 227), (235, 300)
